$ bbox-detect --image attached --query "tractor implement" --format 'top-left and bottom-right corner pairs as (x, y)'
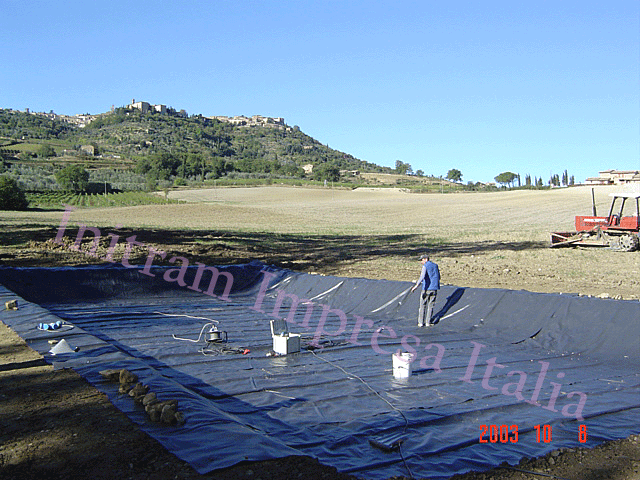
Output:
(550, 191), (640, 251)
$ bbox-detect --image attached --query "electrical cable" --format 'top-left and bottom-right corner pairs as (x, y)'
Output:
(171, 322), (217, 343)
(200, 344), (250, 356)
(309, 350), (414, 479)
(170, 322), (251, 357)
(153, 311), (219, 323)
(63, 310), (226, 350)
(310, 350), (408, 424)
(65, 310), (220, 324)
(397, 442), (414, 480)
(501, 466), (576, 480)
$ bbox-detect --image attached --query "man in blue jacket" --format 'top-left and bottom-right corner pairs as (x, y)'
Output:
(410, 254), (441, 326)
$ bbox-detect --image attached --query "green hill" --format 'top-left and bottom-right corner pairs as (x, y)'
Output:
(1, 106), (471, 195)
(0, 107), (391, 184)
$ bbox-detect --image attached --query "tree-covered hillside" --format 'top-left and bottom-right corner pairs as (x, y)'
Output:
(0, 109), (75, 140)
(0, 108), (391, 183)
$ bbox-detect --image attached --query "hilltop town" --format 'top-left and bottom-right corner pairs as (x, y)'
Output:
(12, 99), (290, 131)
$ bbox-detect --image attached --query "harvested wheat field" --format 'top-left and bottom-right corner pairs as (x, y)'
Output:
(1, 184), (639, 480)
(3, 184), (638, 299)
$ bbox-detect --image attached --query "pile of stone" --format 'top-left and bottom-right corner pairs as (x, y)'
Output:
(100, 368), (185, 426)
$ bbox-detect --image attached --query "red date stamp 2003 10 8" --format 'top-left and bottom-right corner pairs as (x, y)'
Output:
(479, 424), (588, 444)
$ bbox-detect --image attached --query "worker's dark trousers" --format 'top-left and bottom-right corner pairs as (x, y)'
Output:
(418, 290), (437, 326)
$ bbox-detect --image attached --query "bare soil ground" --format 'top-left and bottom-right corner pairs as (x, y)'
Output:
(1, 185), (639, 480)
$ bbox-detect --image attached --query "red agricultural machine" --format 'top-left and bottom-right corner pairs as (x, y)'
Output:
(550, 190), (640, 251)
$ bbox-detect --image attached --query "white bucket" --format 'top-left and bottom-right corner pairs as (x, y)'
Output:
(392, 352), (414, 378)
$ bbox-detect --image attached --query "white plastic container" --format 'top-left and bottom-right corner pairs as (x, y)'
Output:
(392, 352), (414, 378)
(273, 333), (301, 355)
(270, 319), (301, 355)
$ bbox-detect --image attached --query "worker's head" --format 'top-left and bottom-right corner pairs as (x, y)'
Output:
(420, 254), (430, 263)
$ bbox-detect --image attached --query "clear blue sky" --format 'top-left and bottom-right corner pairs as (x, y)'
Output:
(2, 0), (638, 183)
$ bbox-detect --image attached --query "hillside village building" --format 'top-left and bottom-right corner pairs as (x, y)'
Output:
(128, 99), (186, 117)
(585, 170), (640, 185)
(210, 115), (286, 128)
(16, 107), (98, 128)
(79, 145), (95, 156)
(130, 100), (151, 113)
(19, 101), (282, 129)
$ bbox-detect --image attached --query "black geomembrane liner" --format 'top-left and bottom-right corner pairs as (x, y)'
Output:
(1, 263), (638, 479)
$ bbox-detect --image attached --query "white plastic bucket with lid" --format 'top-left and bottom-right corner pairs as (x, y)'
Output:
(392, 351), (414, 378)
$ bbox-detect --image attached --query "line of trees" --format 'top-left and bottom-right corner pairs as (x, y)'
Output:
(494, 170), (575, 188)
(393, 164), (575, 189)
